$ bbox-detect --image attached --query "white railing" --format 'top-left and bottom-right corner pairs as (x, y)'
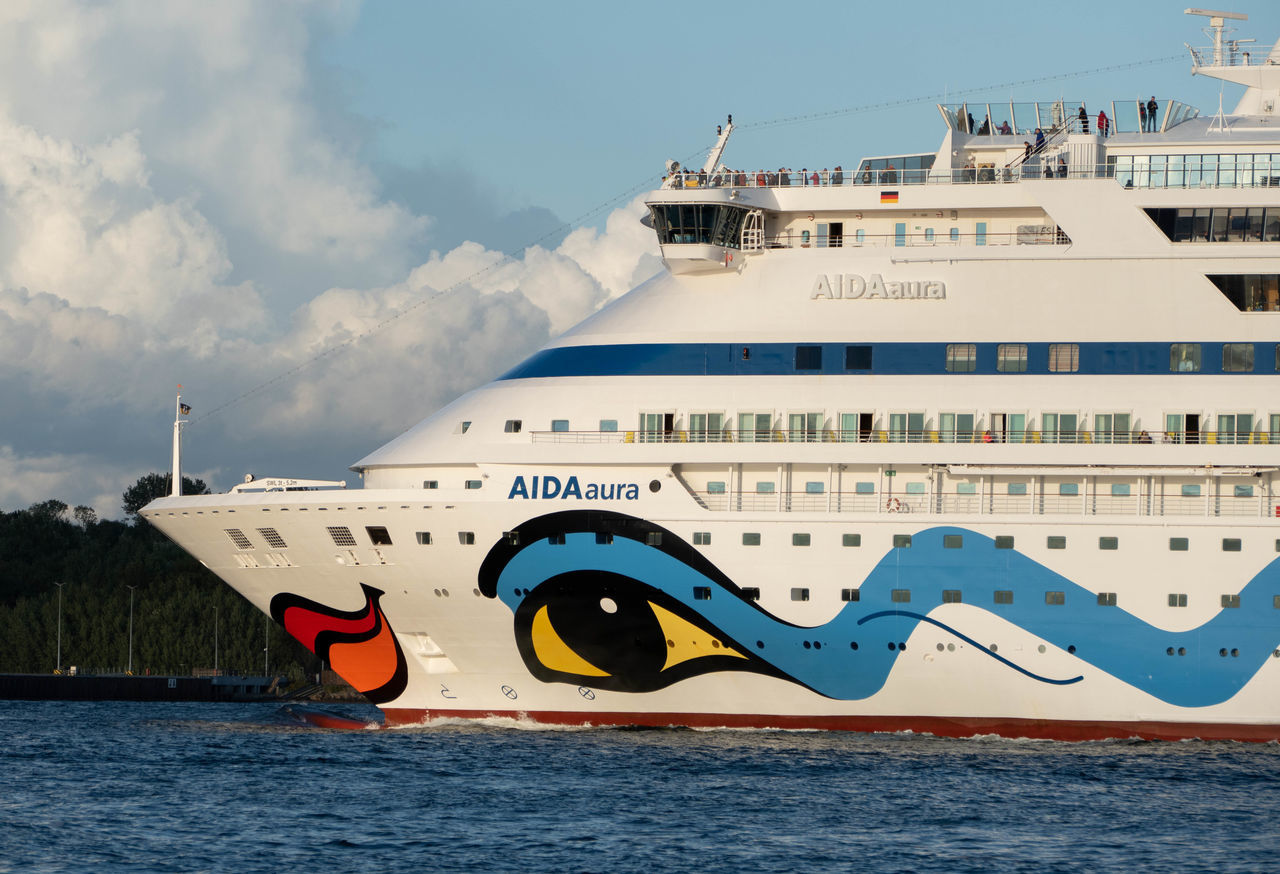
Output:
(531, 429), (1280, 446)
(688, 490), (1276, 519)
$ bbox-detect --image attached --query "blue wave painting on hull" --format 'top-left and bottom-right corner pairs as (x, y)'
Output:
(477, 511), (1280, 707)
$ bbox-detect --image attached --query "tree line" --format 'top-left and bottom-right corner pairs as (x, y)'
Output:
(0, 474), (317, 681)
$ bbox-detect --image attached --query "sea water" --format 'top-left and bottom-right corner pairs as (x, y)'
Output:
(1, 700), (1277, 873)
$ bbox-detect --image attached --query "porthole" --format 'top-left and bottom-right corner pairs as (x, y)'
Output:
(1067, 645), (1076, 654)
(946, 643), (955, 652)
(803, 641), (812, 650)
(813, 641), (822, 650)
(1178, 647), (1186, 656)
(936, 643), (945, 652)
(1231, 648), (1239, 657)
(990, 643), (998, 653)
(1037, 644), (1046, 654)
(756, 640), (765, 649)
(888, 642), (897, 651)
(1166, 647), (1175, 656)
(898, 642), (907, 651)
(649, 479), (661, 493)
(1219, 648), (1228, 657)
(850, 641), (859, 651)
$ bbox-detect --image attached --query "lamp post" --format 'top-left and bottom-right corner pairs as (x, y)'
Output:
(126, 585), (136, 675)
(54, 581), (65, 674)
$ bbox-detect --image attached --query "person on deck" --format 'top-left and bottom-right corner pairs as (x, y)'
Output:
(1097, 109), (1109, 137)
(1078, 105), (1089, 134)
(1146, 96), (1159, 132)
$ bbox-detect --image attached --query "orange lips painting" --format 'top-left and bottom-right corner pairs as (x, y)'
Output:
(270, 583), (407, 704)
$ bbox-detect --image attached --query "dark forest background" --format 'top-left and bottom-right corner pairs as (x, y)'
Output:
(0, 474), (316, 681)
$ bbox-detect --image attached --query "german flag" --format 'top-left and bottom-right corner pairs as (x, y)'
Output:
(880, 191), (899, 204)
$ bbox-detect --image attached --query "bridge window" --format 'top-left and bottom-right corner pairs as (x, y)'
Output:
(1223, 344), (1255, 371)
(649, 203), (750, 247)
(795, 346), (822, 370)
(845, 345), (872, 370)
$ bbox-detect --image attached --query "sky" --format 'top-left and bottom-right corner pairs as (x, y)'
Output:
(0, 0), (1277, 519)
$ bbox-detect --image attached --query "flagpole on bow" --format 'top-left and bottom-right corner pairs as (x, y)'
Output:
(171, 385), (189, 497)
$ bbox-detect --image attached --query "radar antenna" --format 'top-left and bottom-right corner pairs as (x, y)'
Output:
(1184, 8), (1247, 66)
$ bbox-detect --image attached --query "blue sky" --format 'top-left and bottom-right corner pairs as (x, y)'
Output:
(0, 1), (1276, 517)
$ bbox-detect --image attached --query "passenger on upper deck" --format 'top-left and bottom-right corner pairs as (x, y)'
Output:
(1034, 128), (1045, 152)
(832, 166), (844, 185)
(1138, 100), (1147, 131)
(1097, 109), (1110, 137)
(1078, 105), (1089, 134)
(1146, 97), (1159, 132)
(978, 116), (991, 135)
(998, 120), (1012, 135)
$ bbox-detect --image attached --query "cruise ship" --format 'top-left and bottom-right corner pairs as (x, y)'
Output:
(145, 12), (1280, 741)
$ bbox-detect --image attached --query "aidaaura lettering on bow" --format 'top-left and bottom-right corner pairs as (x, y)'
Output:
(811, 273), (946, 300)
(508, 475), (641, 501)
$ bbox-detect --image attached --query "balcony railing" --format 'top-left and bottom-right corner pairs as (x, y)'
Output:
(530, 429), (1280, 446)
(690, 490), (1275, 518)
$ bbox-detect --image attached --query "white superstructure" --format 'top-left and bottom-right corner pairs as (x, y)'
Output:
(145, 15), (1280, 740)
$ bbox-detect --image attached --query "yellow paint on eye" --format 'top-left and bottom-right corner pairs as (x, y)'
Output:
(650, 602), (746, 671)
(531, 605), (609, 677)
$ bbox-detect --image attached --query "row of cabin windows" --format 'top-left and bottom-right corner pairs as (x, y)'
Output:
(336, 525), (1276, 555)
(946, 342), (1271, 373)
(720, 480), (1262, 498)
(770, 588), (1267, 607)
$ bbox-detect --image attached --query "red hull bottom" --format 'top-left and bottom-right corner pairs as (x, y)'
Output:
(382, 707), (1280, 743)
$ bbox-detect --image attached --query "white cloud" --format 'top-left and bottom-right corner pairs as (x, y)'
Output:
(0, 4), (663, 519)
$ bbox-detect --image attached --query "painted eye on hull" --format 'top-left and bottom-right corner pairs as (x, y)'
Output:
(513, 570), (774, 693)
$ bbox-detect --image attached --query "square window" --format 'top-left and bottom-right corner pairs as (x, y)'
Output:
(841, 588), (861, 602)
(1111, 483), (1131, 497)
(1097, 592), (1118, 606)
(805, 481), (825, 494)
(956, 483), (977, 495)
(842, 533), (862, 547)
(1059, 483), (1079, 496)
(1048, 343), (1079, 372)
(693, 586), (712, 601)
(504, 419), (522, 433)
(458, 531), (475, 545)
(1168, 593), (1188, 607)
(792, 533), (811, 546)
(943, 534), (963, 549)
(503, 530), (521, 546)
(1007, 483), (1027, 496)
(756, 482), (775, 494)
(1223, 343), (1254, 372)
(366, 526), (393, 546)
(1170, 343), (1201, 372)
(942, 589), (962, 603)
(795, 345), (823, 370)
(995, 536), (1015, 549)
(1221, 593), (1241, 608)
(645, 531), (662, 546)
(1047, 536), (1066, 549)
(423, 480), (439, 489)
(743, 533), (761, 546)
(994, 590), (1014, 605)
(459, 421), (471, 433)
(548, 533), (566, 545)
(415, 531), (432, 545)
(855, 482), (876, 494)
(891, 589), (911, 603)
(1170, 537), (1189, 551)
(595, 532), (614, 545)
(945, 343), (978, 372)
(791, 588), (810, 602)
(551, 419), (570, 432)
(599, 419), (618, 432)
(893, 534), (912, 548)
(1045, 591), (1065, 605)
(997, 344), (1028, 373)
(693, 532), (711, 545)
(1181, 484), (1201, 497)
(707, 481), (726, 494)
(905, 482), (926, 495)
(741, 587), (761, 601)
(465, 480), (483, 490)
(845, 345), (873, 370)
(1099, 536), (1118, 550)
(1234, 485), (1254, 498)
(1223, 538), (1242, 552)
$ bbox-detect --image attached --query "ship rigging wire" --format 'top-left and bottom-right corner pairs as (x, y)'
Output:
(189, 52), (1187, 429)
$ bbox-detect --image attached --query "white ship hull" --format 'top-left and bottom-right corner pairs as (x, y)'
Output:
(145, 19), (1280, 740)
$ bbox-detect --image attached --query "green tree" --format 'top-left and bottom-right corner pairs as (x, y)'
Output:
(121, 473), (210, 520)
